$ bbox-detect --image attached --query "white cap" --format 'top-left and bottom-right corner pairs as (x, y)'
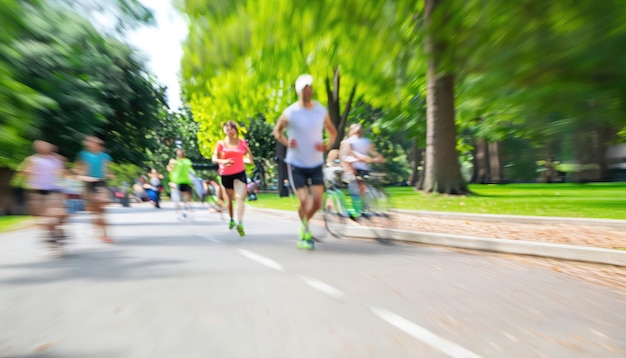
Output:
(294, 74), (313, 93)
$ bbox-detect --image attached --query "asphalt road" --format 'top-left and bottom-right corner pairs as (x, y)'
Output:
(1, 202), (625, 357)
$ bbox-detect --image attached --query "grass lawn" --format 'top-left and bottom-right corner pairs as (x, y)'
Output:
(0, 215), (32, 232)
(248, 183), (626, 220)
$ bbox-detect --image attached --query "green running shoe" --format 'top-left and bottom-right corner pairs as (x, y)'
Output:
(229, 220), (236, 230)
(236, 223), (245, 236)
(297, 239), (315, 250)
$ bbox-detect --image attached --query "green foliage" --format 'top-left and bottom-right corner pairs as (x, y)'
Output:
(179, 0), (421, 153)
(147, 108), (203, 174)
(178, 0), (626, 184)
(0, 0), (50, 168)
(108, 162), (144, 188)
(0, 0), (167, 169)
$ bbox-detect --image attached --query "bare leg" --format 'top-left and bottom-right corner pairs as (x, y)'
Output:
(295, 187), (310, 223)
(94, 207), (111, 243)
(225, 188), (235, 225)
(307, 185), (324, 221)
(233, 180), (247, 223)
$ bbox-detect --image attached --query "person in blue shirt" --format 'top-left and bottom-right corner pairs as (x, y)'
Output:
(76, 136), (113, 243)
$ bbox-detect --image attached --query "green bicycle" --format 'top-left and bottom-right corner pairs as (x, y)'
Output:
(323, 166), (393, 242)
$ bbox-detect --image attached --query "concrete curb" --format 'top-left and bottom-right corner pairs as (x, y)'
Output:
(345, 226), (626, 267)
(249, 207), (626, 266)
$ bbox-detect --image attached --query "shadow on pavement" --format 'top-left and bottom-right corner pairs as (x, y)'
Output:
(112, 236), (219, 246)
(4, 352), (123, 358)
(0, 249), (186, 286)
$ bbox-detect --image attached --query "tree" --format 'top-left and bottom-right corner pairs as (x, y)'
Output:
(422, 0), (468, 193)
(6, 3), (167, 164)
(0, 0), (52, 168)
(179, 0), (417, 154)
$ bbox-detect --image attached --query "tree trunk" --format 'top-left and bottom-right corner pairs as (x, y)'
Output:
(596, 127), (611, 181)
(408, 139), (421, 186)
(422, 0), (468, 194)
(0, 167), (26, 215)
(415, 149), (426, 190)
(575, 129), (600, 182)
(474, 138), (489, 183)
(325, 67), (357, 149)
(488, 141), (502, 183)
(275, 142), (290, 197)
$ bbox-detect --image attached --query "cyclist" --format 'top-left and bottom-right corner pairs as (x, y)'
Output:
(339, 123), (385, 215)
(273, 74), (337, 250)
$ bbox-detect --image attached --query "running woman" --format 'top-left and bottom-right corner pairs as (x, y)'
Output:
(212, 121), (254, 236)
(273, 74), (337, 250)
(75, 136), (113, 243)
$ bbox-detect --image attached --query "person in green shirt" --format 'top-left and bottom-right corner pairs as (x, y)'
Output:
(169, 149), (195, 219)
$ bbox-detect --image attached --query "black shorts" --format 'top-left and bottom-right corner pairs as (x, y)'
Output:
(288, 164), (324, 189)
(355, 169), (371, 179)
(178, 183), (192, 193)
(221, 170), (247, 190)
(86, 181), (107, 193)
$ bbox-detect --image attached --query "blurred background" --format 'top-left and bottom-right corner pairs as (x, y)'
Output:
(2, 0), (626, 214)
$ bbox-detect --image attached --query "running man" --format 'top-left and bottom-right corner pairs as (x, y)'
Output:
(75, 136), (113, 243)
(273, 74), (337, 250)
(212, 121), (254, 236)
(21, 140), (69, 250)
(169, 149), (195, 219)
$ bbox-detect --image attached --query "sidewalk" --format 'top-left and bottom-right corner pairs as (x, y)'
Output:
(249, 207), (626, 267)
(394, 209), (626, 230)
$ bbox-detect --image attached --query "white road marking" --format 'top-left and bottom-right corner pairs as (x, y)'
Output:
(238, 249), (284, 272)
(298, 275), (346, 299)
(197, 234), (221, 243)
(370, 306), (482, 358)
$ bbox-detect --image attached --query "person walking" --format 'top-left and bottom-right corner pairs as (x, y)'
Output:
(146, 168), (164, 208)
(212, 121), (254, 236)
(273, 74), (337, 250)
(75, 136), (113, 243)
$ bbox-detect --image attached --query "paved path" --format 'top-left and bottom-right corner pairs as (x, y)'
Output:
(1, 203), (625, 357)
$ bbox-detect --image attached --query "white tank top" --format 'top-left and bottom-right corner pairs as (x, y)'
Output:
(283, 101), (327, 168)
(347, 135), (372, 171)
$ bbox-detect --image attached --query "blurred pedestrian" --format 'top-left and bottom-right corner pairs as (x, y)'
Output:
(169, 150), (195, 219)
(145, 168), (164, 208)
(20, 140), (68, 249)
(75, 135), (113, 243)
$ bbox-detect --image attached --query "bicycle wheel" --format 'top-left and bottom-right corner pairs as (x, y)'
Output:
(363, 186), (394, 243)
(324, 189), (348, 238)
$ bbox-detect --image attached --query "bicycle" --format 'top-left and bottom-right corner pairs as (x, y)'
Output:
(323, 164), (393, 242)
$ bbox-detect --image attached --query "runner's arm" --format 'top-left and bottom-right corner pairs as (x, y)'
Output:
(368, 144), (385, 163)
(322, 113), (337, 152)
(211, 141), (223, 164)
(273, 115), (290, 147)
(244, 144), (254, 164)
(18, 157), (34, 179)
